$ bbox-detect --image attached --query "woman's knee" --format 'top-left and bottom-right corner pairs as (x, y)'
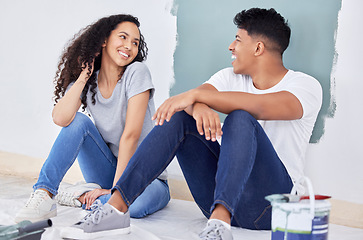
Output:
(129, 179), (170, 218)
(64, 112), (93, 131)
(129, 201), (148, 218)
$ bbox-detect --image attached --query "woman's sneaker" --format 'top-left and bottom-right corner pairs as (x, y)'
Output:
(60, 201), (130, 239)
(199, 219), (233, 240)
(55, 182), (101, 207)
(15, 189), (57, 223)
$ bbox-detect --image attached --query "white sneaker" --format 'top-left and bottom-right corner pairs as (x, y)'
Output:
(55, 181), (101, 207)
(199, 219), (233, 240)
(15, 189), (57, 223)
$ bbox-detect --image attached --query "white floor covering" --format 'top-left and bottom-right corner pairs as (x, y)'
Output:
(0, 174), (362, 240)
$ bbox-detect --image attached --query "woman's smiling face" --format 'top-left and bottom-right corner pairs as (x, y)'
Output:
(102, 21), (140, 68)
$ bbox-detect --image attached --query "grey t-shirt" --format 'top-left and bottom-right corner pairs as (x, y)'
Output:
(73, 61), (167, 180)
(86, 62), (155, 157)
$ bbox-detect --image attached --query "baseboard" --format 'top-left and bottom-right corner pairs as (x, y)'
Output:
(168, 175), (194, 201)
(329, 199), (363, 229)
(0, 151), (83, 183)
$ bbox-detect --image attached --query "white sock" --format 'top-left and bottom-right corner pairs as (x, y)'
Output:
(108, 204), (125, 215)
(208, 219), (231, 230)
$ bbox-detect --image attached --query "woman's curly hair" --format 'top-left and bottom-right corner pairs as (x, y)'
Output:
(53, 14), (148, 110)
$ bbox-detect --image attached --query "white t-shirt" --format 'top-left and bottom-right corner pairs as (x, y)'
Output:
(205, 68), (322, 192)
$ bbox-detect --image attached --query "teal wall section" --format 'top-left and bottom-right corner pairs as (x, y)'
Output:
(171, 0), (341, 143)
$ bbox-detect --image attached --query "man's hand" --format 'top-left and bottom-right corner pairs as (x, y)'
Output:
(192, 103), (222, 142)
(152, 90), (196, 125)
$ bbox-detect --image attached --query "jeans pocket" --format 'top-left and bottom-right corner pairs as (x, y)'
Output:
(253, 205), (272, 230)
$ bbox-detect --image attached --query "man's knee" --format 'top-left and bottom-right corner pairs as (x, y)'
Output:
(161, 111), (194, 129)
(170, 111), (190, 123)
(224, 110), (256, 127)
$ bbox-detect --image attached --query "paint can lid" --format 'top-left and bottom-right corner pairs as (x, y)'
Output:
(272, 199), (331, 212)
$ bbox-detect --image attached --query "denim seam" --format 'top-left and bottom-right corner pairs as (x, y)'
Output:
(197, 202), (212, 217)
(233, 212), (243, 228)
(213, 200), (234, 216)
(113, 185), (131, 206)
(33, 185), (57, 196)
(254, 205), (272, 230)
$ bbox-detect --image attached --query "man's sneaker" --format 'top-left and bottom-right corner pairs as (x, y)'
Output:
(60, 200), (130, 239)
(199, 220), (233, 240)
(15, 189), (57, 223)
(55, 181), (101, 207)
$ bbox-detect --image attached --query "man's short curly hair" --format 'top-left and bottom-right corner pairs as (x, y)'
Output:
(234, 8), (291, 55)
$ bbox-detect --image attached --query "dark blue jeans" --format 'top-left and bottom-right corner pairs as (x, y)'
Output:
(113, 110), (293, 230)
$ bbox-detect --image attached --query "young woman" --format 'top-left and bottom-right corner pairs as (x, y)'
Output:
(15, 14), (170, 223)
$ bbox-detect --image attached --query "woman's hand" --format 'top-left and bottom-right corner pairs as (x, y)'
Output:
(192, 103), (222, 142)
(79, 58), (96, 82)
(82, 188), (111, 210)
(152, 90), (197, 125)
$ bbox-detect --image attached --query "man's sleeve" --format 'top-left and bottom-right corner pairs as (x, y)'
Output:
(203, 68), (233, 91)
(284, 76), (323, 121)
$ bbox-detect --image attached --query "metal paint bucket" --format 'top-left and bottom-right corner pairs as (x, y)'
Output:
(266, 178), (331, 240)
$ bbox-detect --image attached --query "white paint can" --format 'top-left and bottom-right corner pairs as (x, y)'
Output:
(267, 178), (331, 240)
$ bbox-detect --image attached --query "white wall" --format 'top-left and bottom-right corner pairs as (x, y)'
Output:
(305, 0), (363, 204)
(0, 0), (176, 158)
(0, 0), (362, 204)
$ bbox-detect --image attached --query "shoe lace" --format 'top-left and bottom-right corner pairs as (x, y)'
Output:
(56, 191), (77, 206)
(80, 200), (106, 225)
(25, 191), (48, 208)
(199, 223), (226, 240)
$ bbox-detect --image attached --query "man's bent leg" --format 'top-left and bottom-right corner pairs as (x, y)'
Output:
(112, 111), (219, 212)
(214, 110), (293, 230)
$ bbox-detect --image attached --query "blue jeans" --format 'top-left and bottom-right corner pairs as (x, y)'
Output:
(34, 112), (170, 218)
(113, 110), (293, 229)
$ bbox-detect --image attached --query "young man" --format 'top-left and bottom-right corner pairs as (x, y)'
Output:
(61, 8), (322, 240)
